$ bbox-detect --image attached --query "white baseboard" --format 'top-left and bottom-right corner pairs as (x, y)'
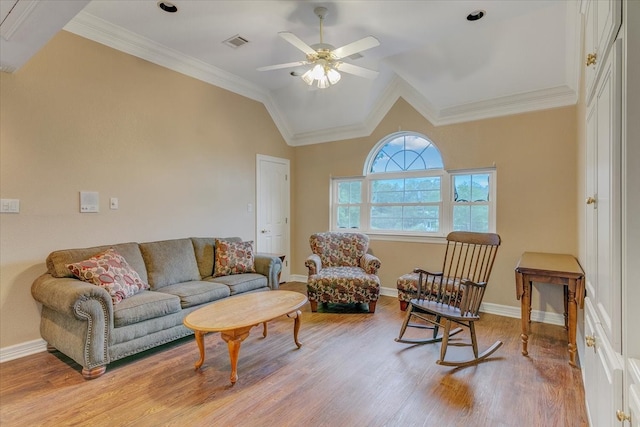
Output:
(0, 338), (47, 363)
(0, 285), (565, 363)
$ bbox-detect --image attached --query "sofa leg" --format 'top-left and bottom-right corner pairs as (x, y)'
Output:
(82, 366), (106, 380)
(368, 301), (377, 313)
(46, 344), (57, 353)
(310, 301), (318, 312)
(399, 301), (409, 311)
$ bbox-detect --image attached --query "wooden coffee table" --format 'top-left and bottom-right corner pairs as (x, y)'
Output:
(183, 290), (308, 384)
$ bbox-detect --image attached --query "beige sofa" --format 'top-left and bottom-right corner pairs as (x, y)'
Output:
(31, 237), (282, 379)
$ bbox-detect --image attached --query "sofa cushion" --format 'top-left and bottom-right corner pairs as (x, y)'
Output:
(159, 281), (231, 308)
(191, 237), (241, 279)
(207, 273), (267, 295)
(113, 290), (182, 328)
(47, 242), (146, 282)
(139, 239), (201, 289)
(67, 249), (150, 305)
(213, 239), (256, 277)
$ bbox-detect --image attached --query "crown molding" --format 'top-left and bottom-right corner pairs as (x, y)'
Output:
(64, 11), (269, 104)
(64, 10), (578, 147)
(0, 0), (39, 41)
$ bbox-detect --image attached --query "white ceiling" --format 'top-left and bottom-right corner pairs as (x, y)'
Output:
(0, 0), (581, 146)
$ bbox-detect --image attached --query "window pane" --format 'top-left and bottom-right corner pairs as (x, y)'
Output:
(470, 205), (489, 231)
(454, 174), (489, 202)
(337, 206), (360, 229)
(371, 177), (440, 203)
(453, 205), (489, 232)
(370, 205), (439, 232)
(338, 181), (361, 204)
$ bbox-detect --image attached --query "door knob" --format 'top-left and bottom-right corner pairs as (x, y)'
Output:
(586, 196), (596, 205)
(261, 229), (268, 234)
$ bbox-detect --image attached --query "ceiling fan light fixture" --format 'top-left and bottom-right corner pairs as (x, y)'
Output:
(327, 68), (341, 85)
(301, 69), (315, 85)
(317, 75), (330, 89)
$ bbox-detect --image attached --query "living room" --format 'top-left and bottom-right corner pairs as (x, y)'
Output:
(1, 1), (638, 425)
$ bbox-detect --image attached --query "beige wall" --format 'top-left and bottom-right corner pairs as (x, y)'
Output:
(0, 29), (579, 352)
(293, 99), (578, 311)
(0, 32), (293, 348)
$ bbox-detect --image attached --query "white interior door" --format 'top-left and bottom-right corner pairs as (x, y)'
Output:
(256, 155), (290, 282)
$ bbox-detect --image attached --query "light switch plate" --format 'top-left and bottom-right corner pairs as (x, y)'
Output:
(0, 199), (20, 213)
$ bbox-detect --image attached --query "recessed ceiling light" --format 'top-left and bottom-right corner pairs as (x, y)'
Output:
(467, 10), (485, 21)
(158, 1), (178, 13)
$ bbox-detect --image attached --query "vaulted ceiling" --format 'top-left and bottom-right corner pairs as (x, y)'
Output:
(0, 0), (581, 146)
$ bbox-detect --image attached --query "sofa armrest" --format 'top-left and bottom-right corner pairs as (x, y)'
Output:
(31, 273), (113, 372)
(305, 254), (322, 276)
(361, 253), (381, 275)
(254, 254), (282, 289)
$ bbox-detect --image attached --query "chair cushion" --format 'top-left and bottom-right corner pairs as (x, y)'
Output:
(158, 281), (231, 308)
(113, 290), (181, 328)
(309, 232), (368, 268)
(307, 266), (380, 304)
(67, 248), (150, 305)
(397, 272), (463, 302)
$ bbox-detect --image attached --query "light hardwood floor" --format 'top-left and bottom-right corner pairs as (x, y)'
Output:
(0, 282), (588, 427)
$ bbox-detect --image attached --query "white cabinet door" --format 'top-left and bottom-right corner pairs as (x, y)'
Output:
(593, 40), (622, 352)
(584, 0), (622, 102)
(584, 297), (624, 427)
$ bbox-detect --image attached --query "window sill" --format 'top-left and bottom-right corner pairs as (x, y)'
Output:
(365, 232), (448, 244)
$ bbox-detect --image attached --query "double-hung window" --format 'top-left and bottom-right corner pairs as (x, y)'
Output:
(331, 132), (496, 238)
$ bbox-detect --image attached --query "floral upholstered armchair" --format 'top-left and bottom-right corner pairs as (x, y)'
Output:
(305, 232), (381, 313)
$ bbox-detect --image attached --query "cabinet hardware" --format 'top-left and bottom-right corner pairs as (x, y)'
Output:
(586, 196), (596, 205)
(586, 53), (597, 66)
(616, 410), (631, 422)
(585, 335), (596, 348)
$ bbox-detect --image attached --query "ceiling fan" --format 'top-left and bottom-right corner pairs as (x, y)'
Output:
(257, 6), (380, 89)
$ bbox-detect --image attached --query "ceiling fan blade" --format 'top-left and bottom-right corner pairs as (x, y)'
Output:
(331, 36), (380, 60)
(278, 31), (317, 56)
(335, 62), (379, 79)
(257, 61), (310, 71)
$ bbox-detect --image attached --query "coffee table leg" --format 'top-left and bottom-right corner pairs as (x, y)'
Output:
(287, 310), (303, 348)
(220, 327), (251, 384)
(194, 330), (206, 370)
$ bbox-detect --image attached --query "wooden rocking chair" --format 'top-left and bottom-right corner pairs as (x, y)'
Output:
(395, 231), (502, 367)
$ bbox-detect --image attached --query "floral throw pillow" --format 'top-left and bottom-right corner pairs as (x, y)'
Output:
(213, 240), (256, 277)
(67, 248), (150, 305)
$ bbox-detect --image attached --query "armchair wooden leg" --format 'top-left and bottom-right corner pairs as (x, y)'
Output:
(399, 301), (409, 311)
(368, 301), (377, 313)
(310, 301), (318, 312)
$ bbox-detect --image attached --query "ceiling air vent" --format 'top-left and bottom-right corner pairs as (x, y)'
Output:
(223, 35), (250, 49)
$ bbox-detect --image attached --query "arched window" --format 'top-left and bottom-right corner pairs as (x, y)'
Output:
(332, 131), (495, 238)
(366, 132), (443, 173)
